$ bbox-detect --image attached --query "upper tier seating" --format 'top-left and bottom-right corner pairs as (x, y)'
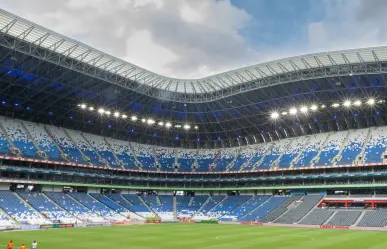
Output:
(299, 208), (334, 225)
(0, 191), (44, 224)
(196, 150), (217, 172)
(274, 195), (323, 224)
(131, 143), (155, 170)
(66, 130), (103, 166)
(336, 129), (368, 165)
(155, 147), (175, 171)
(243, 143), (273, 170)
(46, 127), (87, 164)
(260, 195), (303, 222)
(277, 136), (309, 168)
(240, 196), (288, 221)
(105, 138), (137, 169)
(216, 148), (237, 171)
(83, 133), (119, 168)
(23, 122), (61, 160)
(327, 211), (362, 226)
(258, 139), (291, 169)
(0, 117), (37, 157)
(18, 192), (75, 223)
(315, 132), (348, 166)
(0, 129), (10, 154)
(178, 149), (196, 171)
(45, 192), (103, 222)
(294, 134), (328, 167)
(7, 114), (387, 172)
(364, 127), (387, 163)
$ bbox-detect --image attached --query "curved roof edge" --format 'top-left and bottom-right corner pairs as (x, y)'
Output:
(0, 9), (386, 101)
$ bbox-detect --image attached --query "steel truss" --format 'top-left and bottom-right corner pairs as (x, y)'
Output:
(1, 9), (387, 103)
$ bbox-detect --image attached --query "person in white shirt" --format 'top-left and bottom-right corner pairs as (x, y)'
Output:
(31, 241), (37, 249)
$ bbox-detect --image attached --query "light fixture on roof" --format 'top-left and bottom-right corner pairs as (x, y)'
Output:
(141, 118), (146, 123)
(270, 112), (279, 119)
(113, 112), (120, 118)
(300, 106), (308, 113)
(310, 105), (318, 111)
(122, 114), (127, 119)
(98, 108), (105, 114)
(183, 124), (191, 130)
(367, 98), (375, 105)
(194, 125), (199, 130)
(165, 122), (172, 128)
(147, 119), (155, 125)
(343, 100), (351, 107)
(105, 110), (111, 115)
(158, 122), (164, 126)
(289, 108), (297, 115)
(321, 104), (326, 109)
(332, 103), (340, 108)
(175, 124), (182, 128)
(282, 111), (288, 116)
(88, 106), (94, 111)
(131, 116), (138, 121)
(80, 103), (86, 109)
(354, 100), (362, 106)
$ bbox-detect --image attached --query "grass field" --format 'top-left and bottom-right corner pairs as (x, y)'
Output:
(2, 224), (387, 249)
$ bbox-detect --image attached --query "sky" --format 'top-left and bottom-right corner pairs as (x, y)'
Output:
(0, 0), (386, 79)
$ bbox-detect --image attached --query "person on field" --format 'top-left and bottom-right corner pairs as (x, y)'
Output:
(7, 240), (13, 249)
(31, 241), (37, 249)
(20, 244), (26, 249)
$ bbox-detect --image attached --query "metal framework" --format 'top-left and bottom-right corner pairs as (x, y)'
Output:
(1, 9), (387, 103)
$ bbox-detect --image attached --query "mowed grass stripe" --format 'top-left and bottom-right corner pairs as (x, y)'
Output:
(1, 224), (387, 249)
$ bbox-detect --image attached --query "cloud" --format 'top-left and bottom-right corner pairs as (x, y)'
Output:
(0, 0), (256, 79)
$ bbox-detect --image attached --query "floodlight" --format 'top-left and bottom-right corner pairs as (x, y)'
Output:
(194, 125), (199, 130)
(131, 116), (138, 121)
(289, 108), (297, 115)
(332, 103), (340, 108)
(141, 118), (146, 123)
(122, 114), (128, 119)
(105, 110), (111, 115)
(270, 112), (279, 119)
(147, 119), (155, 125)
(98, 108), (105, 114)
(367, 98), (375, 105)
(343, 100), (351, 107)
(300, 106), (308, 113)
(114, 112), (120, 118)
(165, 122), (172, 128)
(175, 124), (182, 128)
(183, 124), (191, 130)
(80, 104), (86, 109)
(321, 104), (326, 108)
(158, 122), (164, 126)
(354, 100), (362, 106)
(310, 105), (318, 111)
(282, 112), (288, 116)
(89, 106), (94, 111)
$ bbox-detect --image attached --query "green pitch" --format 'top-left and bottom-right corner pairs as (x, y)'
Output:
(1, 224), (387, 249)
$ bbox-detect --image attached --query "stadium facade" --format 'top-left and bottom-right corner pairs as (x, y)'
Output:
(0, 9), (386, 229)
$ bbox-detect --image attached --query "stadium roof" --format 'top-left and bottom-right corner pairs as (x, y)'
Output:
(1, 9), (387, 103)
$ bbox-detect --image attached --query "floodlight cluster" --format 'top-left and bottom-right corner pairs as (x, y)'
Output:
(78, 103), (199, 130)
(270, 98), (385, 120)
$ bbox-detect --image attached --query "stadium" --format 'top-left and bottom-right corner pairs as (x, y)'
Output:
(0, 4), (387, 249)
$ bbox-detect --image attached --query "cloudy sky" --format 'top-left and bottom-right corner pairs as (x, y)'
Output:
(0, 0), (385, 79)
